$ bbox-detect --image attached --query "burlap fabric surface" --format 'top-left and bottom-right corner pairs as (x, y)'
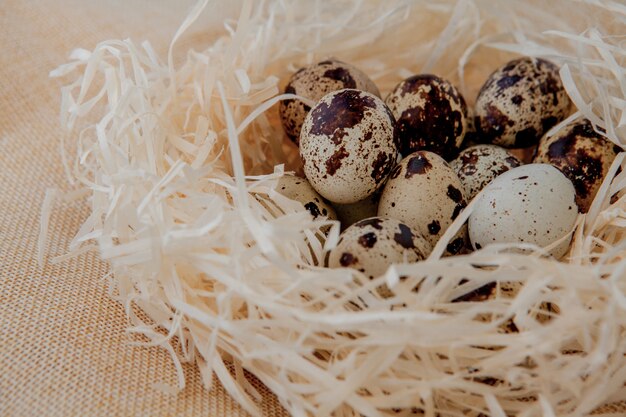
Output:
(0, 1), (287, 416)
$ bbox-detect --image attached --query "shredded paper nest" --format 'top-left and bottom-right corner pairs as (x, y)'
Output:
(44, 1), (626, 416)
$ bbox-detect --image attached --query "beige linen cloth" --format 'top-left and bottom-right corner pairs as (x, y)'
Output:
(0, 1), (286, 416)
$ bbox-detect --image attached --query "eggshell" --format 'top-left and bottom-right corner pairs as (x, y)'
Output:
(533, 118), (620, 212)
(475, 57), (570, 148)
(279, 59), (380, 144)
(468, 164), (578, 259)
(451, 280), (522, 333)
(385, 74), (468, 160)
(452, 280), (557, 329)
(300, 89), (399, 204)
(332, 192), (380, 230)
(378, 151), (468, 255)
(328, 217), (431, 280)
(450, 144), (521, 200)
(276, 174), (337, 220)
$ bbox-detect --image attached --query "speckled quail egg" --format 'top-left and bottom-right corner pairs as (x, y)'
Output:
(475, 57), (571, 148)
(450, 144), (522, 200)
(452, 280), (521, 303)
(468, 164), (578, 259)
(452, 278), (557, 329)
(328, 217), (432, 279)
(533, 118), (621, 213)
(279, 59), (380, 144)
(452, 280), (522, 333)
(378, 151), (468, 255)
(385, 74), (468, 160)
(300, 88), (399, 204)
(275, 174), (337, 220)
(332, 192), (380, 230)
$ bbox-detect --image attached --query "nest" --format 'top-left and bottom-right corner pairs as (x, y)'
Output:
(44, 1), (626, 416)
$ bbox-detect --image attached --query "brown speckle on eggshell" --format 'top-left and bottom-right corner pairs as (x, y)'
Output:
(300, 89), (399, 204)
(378, 151), (469, 255)
(450, 144), (522, 200)
(533, 118), (620, 212)
(385, 74), (468, 160)
(279, 59), (380, 144)
(475, 57), (571, 148)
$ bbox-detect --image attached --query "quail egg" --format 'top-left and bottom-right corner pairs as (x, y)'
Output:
(452, 280), (522, 333)
(300, 88), (399, 204)
(279, 59), (380, 144)
(474, 57), (571, 148)
(450, 144), (522, 200)
(328, 216), (432, 280)
(533, 118), (621, 212)
(378, 151), (468, 255)
(468, 164), (578, 259)
(275, 174), (337, 220)
(452, 279), (557, 329)
(385, 74), (468, 160)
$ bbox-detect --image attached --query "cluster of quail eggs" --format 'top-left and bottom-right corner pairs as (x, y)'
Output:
(275, 57), (621, 281)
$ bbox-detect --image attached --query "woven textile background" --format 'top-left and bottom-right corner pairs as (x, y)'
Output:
(0, 1), (286, 416)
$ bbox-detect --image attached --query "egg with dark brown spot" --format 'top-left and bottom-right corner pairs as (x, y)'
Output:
(533, 118), (620, 212)
(378, 151), (469, 255)
(450, 144), (522, 200)
(475, 57), (571, 148)
(279, 59), (380, 144)
(328, 216), (431, 280)
(452, 279), (557, 330)
(300, 89), (398, 204)
(385, 74), (468, 160)
(451, 280), (522, 333)
(275, 174), (337, 221)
